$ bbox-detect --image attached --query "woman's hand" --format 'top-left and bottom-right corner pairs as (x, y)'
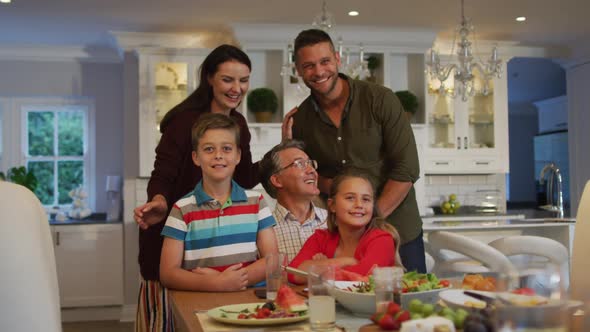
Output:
(134, 194), (168, 230)
(281, 107), (298, 141)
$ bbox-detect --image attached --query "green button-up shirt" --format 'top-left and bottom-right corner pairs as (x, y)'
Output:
(292, 74), (422, 244)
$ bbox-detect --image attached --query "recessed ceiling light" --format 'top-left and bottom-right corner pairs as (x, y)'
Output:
(0, 0), (11, 3)
(516, 16), (526, 22)
(348, 11), (359, 16)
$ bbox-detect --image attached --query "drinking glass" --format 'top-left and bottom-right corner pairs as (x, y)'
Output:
(308, 264), (336, 331)
(265, 252), (287, 301)
(494, 261), (568, 331)
(373, 266), (403, 313)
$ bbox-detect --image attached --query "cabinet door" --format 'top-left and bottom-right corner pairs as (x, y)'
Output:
(424, 62), (508, 174)
(138, 51), (209, 177)
(52, 224), (123, 307)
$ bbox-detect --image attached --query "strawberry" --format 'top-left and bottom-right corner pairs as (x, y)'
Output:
(394, 310), (411, 323)
(370, 311), (385, 324)
(378, 313), (401, 330)
(386, 302), (401, 316)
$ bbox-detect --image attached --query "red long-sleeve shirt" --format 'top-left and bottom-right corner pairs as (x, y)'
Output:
(288, 228), (396, 284)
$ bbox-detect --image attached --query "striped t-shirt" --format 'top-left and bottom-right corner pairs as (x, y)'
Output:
(161, 180), (276, 271)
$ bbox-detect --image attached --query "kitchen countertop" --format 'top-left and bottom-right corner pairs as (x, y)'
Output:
(423, 218), (575, 231)
(49, 213), (122, 225)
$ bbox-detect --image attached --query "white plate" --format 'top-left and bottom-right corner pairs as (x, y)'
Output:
(207, 303), (308, 326)
(439, 289), (584, 311)
(439, 289), (493, 309)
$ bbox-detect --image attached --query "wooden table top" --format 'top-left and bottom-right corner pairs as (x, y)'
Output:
(170, 288), (268, 332)
(169, 287), (587, 332)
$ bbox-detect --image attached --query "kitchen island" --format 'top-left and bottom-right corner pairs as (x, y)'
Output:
(422, 217), (575, 257)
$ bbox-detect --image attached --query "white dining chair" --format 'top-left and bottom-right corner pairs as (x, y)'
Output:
(427, 231), (516, 278)
(571, 180), (590, 302)
(488, 235), (570, 291)
(0, 182), (62, 332)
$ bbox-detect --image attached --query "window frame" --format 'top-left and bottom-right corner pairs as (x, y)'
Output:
(8, 97), (96, 211)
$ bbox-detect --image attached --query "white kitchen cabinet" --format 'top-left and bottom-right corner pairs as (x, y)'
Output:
(423, 61), (509, 174)
(51, 224), (123, 308)
(534, 95), (568, 134)
(136, 49), (209, 177)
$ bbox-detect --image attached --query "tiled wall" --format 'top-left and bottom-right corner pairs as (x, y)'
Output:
(424, 174), (507, 213)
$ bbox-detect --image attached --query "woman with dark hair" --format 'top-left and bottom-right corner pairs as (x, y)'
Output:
(133, 44), (259, 332)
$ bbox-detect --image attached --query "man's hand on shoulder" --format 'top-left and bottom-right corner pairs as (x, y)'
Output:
(281, 107), (299, 141)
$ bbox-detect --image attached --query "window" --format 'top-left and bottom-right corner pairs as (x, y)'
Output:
(16, 98), (94, 208)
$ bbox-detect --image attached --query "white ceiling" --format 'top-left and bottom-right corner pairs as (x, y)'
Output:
(0, 0), (589, 55)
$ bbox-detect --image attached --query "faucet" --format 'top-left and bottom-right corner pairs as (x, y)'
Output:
(539, 162), (564, 218)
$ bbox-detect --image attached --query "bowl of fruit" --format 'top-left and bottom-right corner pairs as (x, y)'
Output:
(368, 299), (471, 331)
(433, 194), (461, 215)
(329, 272), (450, 317)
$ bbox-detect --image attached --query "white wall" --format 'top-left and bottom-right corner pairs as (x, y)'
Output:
(0, 60), (124, 213)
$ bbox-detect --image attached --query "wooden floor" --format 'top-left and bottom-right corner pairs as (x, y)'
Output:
(62, 321), (133, 332)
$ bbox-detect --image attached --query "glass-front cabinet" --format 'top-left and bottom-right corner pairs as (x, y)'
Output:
(137, 50), (208, 177)
(424, 61), (508, 174)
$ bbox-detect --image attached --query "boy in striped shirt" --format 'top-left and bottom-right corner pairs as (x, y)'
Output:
(160, 113), (278, 291)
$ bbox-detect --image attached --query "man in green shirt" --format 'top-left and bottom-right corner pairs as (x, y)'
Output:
(283, 29), (425, 272)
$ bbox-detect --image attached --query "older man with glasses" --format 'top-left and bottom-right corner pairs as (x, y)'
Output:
(259, 140), (327, 262)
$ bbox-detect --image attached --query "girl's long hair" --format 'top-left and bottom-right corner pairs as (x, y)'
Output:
(327, 168), (404, 269)
(159, 44), (251, 133)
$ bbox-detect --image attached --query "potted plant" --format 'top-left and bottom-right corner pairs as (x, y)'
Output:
(247, 87), (279, 123)
(395, 90), (419, 120)
(366, 55), (380, 83)
(0, 166), (38, 192)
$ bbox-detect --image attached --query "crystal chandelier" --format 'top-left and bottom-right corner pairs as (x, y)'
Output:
(281, 0), (369, 94)
(426, 0), (502, 101)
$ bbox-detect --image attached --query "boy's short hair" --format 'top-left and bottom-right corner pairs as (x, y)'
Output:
(294, 29), (336, 61)
(259, 139), (306, 198)
(191, 113), (241, 150)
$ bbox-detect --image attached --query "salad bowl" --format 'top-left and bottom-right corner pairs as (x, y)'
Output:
(329, 272), (450, 317)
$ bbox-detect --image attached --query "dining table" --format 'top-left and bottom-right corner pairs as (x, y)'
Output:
(170, 286), (373, 332)
(170, 286), (588, 332)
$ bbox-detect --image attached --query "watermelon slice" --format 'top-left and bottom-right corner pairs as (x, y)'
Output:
(274, 285), (308, 312)
(334, 268), (369, 282)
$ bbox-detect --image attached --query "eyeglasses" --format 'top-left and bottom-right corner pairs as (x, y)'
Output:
(274, 159), (318, 174)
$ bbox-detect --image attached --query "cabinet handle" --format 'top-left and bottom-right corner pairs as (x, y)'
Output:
(556, 122), (567, 127)
(475, 161), (490, 165)
(457, 137), (461, 149)
(464, 137), (468, 149)
(435, 161), (450, 166)
(56, 231), (60, 246)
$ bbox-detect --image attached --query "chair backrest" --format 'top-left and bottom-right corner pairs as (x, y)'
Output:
(571, 180), (590, 302)
(488, 235), (569, 289)
(0, 182), (62, 332)
(428, 231), (516, 275)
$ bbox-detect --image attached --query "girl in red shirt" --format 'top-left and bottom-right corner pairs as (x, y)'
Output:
(289, 169), (403, 284)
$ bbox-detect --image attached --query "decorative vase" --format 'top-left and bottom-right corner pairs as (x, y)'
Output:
(254, 111), (273, 123)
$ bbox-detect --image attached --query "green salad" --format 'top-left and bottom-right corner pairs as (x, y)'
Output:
(345, 272), (450, 294)
(401, 271), (449, 293)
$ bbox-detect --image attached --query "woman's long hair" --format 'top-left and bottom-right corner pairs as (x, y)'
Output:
(159, 44), (251, 133)
(327, 168), (404, 269)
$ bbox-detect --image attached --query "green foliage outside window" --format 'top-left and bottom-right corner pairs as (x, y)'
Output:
(25, 110), (85, 206)
(28, 112), (54, 156)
